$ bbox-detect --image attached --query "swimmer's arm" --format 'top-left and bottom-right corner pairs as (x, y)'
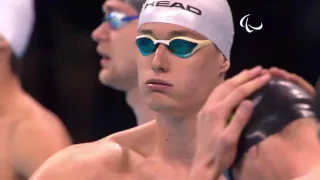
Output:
(9, 117), (71, 178)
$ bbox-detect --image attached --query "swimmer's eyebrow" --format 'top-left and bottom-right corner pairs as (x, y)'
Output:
(102, 2), (124, 14)
(102, 6), (112, 14)
(138, 29), (154, 36)
(138, 29), (200, 39)
(168, 30), (199, 39)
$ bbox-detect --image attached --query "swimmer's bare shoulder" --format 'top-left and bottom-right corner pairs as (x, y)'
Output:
(30, 120), (157, 180)
(293, 166), (320, 180)
(7, 94), (71, 178)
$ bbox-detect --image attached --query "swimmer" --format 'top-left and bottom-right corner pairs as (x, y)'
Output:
(30, 0), (319, 179)
(92, 0), (155, 125)
(0, 0), (71, 179)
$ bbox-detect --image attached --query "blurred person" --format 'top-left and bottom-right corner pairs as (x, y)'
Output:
(0, 0), (71, 179)
(91, 0), (155, 125)
(232, 116), (320, 180)
(30, 0), (319, 180)
(230, 68), (320, 180)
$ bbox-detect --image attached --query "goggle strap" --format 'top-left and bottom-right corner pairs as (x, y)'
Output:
(122, 15), (139, 22)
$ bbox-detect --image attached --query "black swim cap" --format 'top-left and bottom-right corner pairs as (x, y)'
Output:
(125, 0), (144, 13)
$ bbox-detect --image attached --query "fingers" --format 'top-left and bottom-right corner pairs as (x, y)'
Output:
(194, 67), (270, 171)
(197, 104), (228, 132)
(269, 67), (288, 79)
(289, 73), (315, 97)
(207, 66), (263, 103)
(269, 67), (315, 97)
(200, 66), (269, 130)
(261, 69), (268, 74)
(199, 72), (270, 132)
(224, 100), (255, 142)
(216, 74), (269, 155)
(204, 101), (254, 168)
(222, 73), (271, 112)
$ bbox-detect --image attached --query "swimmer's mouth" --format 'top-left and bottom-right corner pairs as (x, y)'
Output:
(97, 50), (111, 60)
(101, 55), (111, 60)
(145, 79), (173, 86)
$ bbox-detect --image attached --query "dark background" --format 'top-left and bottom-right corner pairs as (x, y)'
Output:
(20, 0), (320, 143)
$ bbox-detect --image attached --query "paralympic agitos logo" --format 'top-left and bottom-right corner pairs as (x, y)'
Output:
(144, 1), (202, 15)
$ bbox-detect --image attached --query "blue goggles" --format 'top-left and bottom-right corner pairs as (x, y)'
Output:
(104, 11), (139, 30)
(135, 35), (212, 58)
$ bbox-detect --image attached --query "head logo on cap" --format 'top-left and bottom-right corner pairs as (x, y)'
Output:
(143, 1), (202, 15)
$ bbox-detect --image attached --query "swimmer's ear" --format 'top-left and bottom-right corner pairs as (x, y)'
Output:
(220, 56), (230, 74)
(246, 145), (259, 159)
(0, 36), (11, 51)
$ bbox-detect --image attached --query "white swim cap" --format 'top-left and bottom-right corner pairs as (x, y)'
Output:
(138, 0), (234, 60)
(0, 0), (35, 58)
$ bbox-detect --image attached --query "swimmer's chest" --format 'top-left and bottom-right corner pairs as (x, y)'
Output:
(0, 118), (25, 180)
(130, 159), (188, 180)
(0, 138), (19, 180)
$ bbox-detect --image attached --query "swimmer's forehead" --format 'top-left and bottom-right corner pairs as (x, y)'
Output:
(102, 0), (136, 15)
(138, 23), (208, 40)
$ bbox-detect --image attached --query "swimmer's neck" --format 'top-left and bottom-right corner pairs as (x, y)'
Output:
(126, 86), (155, 125)
(282, 145), (320, 179)
(266, 150), (320, 180)
(153, 114), (198, 166)
(256, 129), (320, 180)
(0, 57), (24, 115)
